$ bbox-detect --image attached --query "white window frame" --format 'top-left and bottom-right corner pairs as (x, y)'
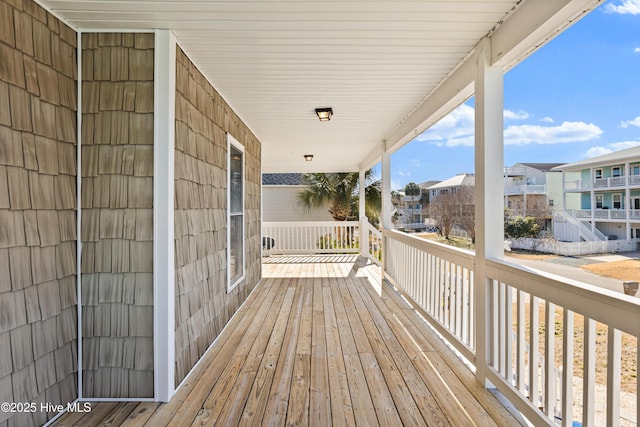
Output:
(612, 166), (622, 177)
(612, 193), (622, 209)
(227, 134), (245, 292)
(594, 168), (603, 180)
(595, 194), (603, 209)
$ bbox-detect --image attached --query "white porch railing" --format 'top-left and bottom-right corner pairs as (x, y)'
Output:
(363, 220), (382, 265)
(262, 221), (359, 255)
(382, 229), (640, 427)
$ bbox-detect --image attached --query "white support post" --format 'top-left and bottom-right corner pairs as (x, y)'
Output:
(359, 169), (368, 258)
(381, 150), (392, 272)
(153, 29), (176, 402)
(474, 37), (504, 386)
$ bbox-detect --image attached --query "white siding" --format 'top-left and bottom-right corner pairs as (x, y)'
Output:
(263, 186), (334, 222)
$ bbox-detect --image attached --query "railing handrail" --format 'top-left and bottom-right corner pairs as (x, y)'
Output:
(264, 220), (359, 227)
(485, 257), (640, 337)
(383, 228), (475, 269)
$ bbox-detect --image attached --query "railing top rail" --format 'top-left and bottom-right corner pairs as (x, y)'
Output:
(264, 220), (359, 227)
(486, 257), (640, 336)
(383, 228), (475, 269)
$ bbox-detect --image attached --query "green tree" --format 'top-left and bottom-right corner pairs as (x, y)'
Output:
(504, 214), (540, 238)
(404, 182), (421, 198)
(297, 170), (381, 222)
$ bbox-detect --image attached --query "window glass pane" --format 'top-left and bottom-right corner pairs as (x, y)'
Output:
(229, 214), (243, 284)
(230, 146), (243, 214)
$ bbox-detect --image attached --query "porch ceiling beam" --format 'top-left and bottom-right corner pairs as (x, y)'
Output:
(361, 0), (602, 169)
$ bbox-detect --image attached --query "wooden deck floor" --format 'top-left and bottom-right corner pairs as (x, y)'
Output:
(55, 255), (524, 426)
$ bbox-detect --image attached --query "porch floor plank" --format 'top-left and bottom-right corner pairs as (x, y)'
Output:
(54, 255), (525, 427)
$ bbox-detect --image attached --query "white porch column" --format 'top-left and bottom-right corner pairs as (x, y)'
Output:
(474, 38), (504, 385)
(359, 169), (369, 257)
(381, 150), (392, 272)
(154, 29), (176, 402)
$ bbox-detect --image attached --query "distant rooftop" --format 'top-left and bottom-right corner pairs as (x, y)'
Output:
(429, 173), (475, 190)
(262, 173), (304, 186)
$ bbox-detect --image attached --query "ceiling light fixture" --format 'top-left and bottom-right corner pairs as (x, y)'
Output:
(315, 107), (333, 122)
(304, 154), (314, 162)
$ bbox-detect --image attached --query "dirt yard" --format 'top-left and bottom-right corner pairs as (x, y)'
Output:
(581, 258), (640, 282)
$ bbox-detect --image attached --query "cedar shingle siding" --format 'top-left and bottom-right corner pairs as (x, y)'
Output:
(80, 32), (155, 398)
(1, 0), (263, 421)
(174, 47), (262, 386)
(0, 1), (78, 425)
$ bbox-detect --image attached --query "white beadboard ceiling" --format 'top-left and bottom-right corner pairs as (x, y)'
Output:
(42, 0), (601, 173)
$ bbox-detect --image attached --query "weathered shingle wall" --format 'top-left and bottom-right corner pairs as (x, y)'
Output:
(0, 0), (78, 425)
(174, 47), (261, 386)
(80, 32), (154, 398)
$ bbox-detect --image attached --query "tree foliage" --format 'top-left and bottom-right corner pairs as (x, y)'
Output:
(504, 214), (541, 238)
(404, 182), (421, 197)
(297, 170), (381, 222)
(428, 186), (474, 240)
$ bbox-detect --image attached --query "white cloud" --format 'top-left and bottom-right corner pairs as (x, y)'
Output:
(396, 170), (411, 177)
(635, 47), (640, 53)
(504, 110), (530, 120)
(504, 121), (602, 145)
(415, 104), (475, 147)
(585, 140), (640, 157)
(604, 0), (640, 14)
(540, 116), (555, 123)
(416, 105), (602, 147)
(620, 116), (640, 128)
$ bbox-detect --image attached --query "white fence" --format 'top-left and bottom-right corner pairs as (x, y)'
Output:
(382, 229), (640, 427)
(507, 238), (632, 256)
(262, 221), (359, 255)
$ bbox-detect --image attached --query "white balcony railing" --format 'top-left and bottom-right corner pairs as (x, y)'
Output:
(594, 176), (626, 188)
(568, 208), (628, 220)
(262, 221), (359, 255)
(564, 174), (640, 190)
(504, 184), (546, 195)
(382, 229), (639, 427)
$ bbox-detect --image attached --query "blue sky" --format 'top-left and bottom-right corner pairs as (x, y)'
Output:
(388, 0), (640, 190)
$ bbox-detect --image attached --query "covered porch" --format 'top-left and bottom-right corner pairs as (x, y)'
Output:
(1, 0), (638, 426)
(55, 255), (523, 426)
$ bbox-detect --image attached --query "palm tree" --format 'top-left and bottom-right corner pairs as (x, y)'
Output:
(297, 170), (381, 222)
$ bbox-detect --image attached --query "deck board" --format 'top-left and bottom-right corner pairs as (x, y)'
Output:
(54, 255), (525, 427)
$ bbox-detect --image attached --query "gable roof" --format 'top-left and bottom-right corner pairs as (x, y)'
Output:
(552, 146), (640, 172)
(418, 180), (441, 190)
(428, 173), (474, 190)
(262, 173), (305, 186)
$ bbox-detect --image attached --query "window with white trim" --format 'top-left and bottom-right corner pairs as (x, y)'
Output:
(594, 168), (603, 180)
(227, 135), (245, 291)
(612, 193), (622, 209)
(595, 194), (603, 209)
(612, 166), (622, 177)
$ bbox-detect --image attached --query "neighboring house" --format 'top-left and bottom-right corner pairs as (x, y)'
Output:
(262, 173), (333, 222)
(429, 173), (475, 198)
(396, 180), (440, 224)
(552, 146), (640, 242)
(504, 163), (565, 215)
